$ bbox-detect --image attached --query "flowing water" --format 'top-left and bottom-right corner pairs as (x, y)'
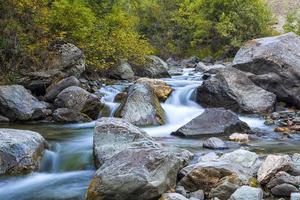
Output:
(1, 68), (300, 200)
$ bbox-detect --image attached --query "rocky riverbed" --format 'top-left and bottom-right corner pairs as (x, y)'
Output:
(1, 33), (300, 200)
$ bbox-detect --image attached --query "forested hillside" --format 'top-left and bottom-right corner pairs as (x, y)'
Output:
(1, 0), (275, 76)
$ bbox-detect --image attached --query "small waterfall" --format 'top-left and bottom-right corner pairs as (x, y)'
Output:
(143, 71), (204, 137)
(99, 85), (126, 117)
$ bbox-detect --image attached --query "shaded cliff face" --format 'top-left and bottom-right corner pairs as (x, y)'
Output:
(266, 0), (300, 32)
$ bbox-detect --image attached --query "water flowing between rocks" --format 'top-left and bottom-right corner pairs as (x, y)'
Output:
(1, 69), (300, 200)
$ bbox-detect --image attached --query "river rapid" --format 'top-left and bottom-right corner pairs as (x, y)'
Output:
(1, 68), (300, 200)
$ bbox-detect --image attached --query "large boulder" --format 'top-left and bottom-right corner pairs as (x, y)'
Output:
(132, 55), (171, 78)
(18, 43), (85, 95)
(0, 85), (50, 121)
(108, 61), (135, 80)
(86, 118), (192, 200)
(115, 83), (166, 126)
(172, 108), (250, 137)
(44, 76), (80, 102)
(54, 86), (105, 119)
(0, 129), (48, 175)
(136, 78), (173, 101)
(196, 68), (276, 114)
(257, 154), (293, 185)
(93, 117), (160, 167)
(233, 33), (300, 108)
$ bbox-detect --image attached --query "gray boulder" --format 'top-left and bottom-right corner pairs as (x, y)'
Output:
(0, 85), (50, 121)
(54, 86), (105, 119)
(203, 137), (228, 150)
(86, 118), (192, 200)
(172, 108), (250, 137)
(93, 117), (160, 167)
(52, 108), (91, 123)
(108, 61), (134, 80)
(44, 76), (80, 102)
(196, 68), (276, 114)
(132, 55), (170, 78)
(233, 33), (300, 108)
(0, 129), (48, 175)
(229, 186), (263, 200)
(116, 83), (166, 126)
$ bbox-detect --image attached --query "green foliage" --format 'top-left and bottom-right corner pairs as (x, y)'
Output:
(135, 0), (274, 58)
(0, 0), (275, 74)
(284, 8), (300, 34)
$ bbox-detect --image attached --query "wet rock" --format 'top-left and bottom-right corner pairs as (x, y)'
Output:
(44, 76), (80, 102)
(159, 193), (189, 200)
(229, 186), (263, 200)
(291, 193), (300, 200)
(116, 83), (166, 126)
(52, 108), (91, 123)
(136, 78), (173, 101)
(54, 86), (104, 119)
(0, 115), (9, 123)
(87, 117), (192, 200)
(0, 129), (48, 175)
(196, 68), (276, 114)
(233, 33), (300, 108)
(108, 61), (134, 80)
(132, 55), (170, 78)
(203, 137), (228, 150)
(0, 85), (50, 121)
(271, 183), (299, 197)
(172, 108), (250, 137)
(113, 92), (127, 103)
(229, 133), (250, 143)
(257, 154), (293, 185)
